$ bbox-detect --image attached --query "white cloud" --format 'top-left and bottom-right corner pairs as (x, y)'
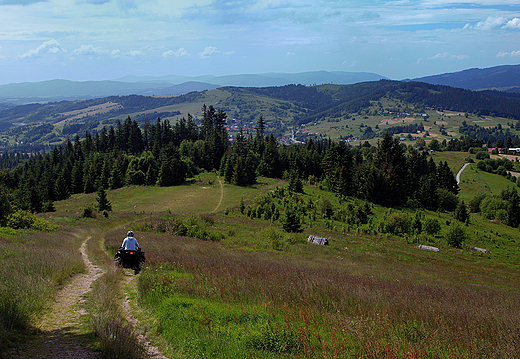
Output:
(467, 16), (520, 31)
(475, 16), (507, 30)
(342, 60), (357, 67)
(199, 46), (220, 58)
(223, 51), (235, 55)
(128, 50), (143, 56)
(504, 18), (520, 30)
(19, 39), (66, 59)
(430, 52), (468, 60)
(110, 49), (121, 56)
(497, 50), (520, 58)
(72, 44), (109, 56)
(162, 47), (190, 58)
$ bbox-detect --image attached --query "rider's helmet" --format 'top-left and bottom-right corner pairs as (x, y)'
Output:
(127, 230), (134, 237)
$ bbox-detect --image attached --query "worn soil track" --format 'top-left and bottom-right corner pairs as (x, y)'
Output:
(8, 236), (167, 358)
(8, 238), (104, 359)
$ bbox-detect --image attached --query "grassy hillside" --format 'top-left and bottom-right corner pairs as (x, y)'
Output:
(3, 160), (519, 357)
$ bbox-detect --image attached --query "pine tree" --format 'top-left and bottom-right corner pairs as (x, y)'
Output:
(454, 201), (469, 223)
(281, 206), (302, 233)
(96, 186), (112, 212)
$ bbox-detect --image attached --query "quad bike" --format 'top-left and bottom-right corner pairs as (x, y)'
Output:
(114, 248), (146, 274)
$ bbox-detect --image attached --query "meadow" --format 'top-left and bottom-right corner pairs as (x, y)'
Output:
(0, 226), (92, 354)
(2, 153), (520, 358)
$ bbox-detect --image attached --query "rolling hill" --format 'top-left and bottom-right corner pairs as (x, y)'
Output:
(0, 71), (388, 105)
(414, 64), (520, 92)
(2, 80), (520, 154)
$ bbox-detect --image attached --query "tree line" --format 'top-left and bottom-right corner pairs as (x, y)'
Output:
(0, 105), (462, 222)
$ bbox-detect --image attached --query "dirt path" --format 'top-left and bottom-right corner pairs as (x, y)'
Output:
(122, 275), (168, 359)
(456, 163), (471, 185)
(211, 175), (224, 213)
(8, 238), (104, 359)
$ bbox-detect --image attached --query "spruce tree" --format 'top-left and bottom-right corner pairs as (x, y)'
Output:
(96, 186), (112, 212)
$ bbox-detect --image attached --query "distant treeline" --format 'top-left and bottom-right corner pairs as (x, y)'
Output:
(0, 106), (460, 219)
(458, 121), (520, 147)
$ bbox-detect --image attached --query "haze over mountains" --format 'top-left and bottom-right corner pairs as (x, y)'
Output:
(0, 64), (519, 105)
(0, 71), (388, 105)
(413, 64), (520, 92)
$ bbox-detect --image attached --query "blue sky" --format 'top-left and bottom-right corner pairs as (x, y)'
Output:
(0, 0), (519, 84)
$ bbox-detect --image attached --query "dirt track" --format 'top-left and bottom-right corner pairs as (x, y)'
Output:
(8, 238), (103, 359)
(8, 237), (166, 359)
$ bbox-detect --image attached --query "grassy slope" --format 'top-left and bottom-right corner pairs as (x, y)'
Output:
(3, 156), (520, 358)
(97, 170), (518, 358)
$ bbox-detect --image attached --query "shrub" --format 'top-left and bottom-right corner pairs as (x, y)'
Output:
(382, 212), (412, 235)
(82, 204), (96, 218)
(423, 218), (441, 235)
(6, 210), (58, 231)
(475, 151), (490, 160)
(318, 197), (334, 219)
(281, 207), (302, 233)
(437, 188), (458, 212)
(446, 223), (466, 248)
(454, 201), (469, 223)
(469, 193), (487, 213)
(480, 196), (508, 220)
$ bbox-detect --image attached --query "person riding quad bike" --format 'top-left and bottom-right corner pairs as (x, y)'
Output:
(114, 230), (145, 274)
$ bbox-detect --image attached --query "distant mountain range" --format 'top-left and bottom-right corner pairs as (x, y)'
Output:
(0, 71), (388, 105)
(1, 65), (519, 106)
(413, 64), (520, 92)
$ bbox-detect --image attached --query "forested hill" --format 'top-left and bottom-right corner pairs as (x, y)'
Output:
(414, 64), (520, 92)
(2, 80), (520, 154)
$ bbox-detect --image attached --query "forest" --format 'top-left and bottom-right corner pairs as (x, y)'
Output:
(0, 103), (468, 225)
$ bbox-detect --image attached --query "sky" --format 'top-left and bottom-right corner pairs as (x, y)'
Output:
(0, 0), (520, 85)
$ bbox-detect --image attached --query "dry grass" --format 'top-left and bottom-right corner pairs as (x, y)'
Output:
(108, 227), (520, 358)
(0, 227), (88, 352)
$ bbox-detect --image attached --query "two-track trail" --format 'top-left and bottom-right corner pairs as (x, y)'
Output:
(8, 238), (104, 359)
(8, 235), (167, 358)
(122, 275), (168, 359)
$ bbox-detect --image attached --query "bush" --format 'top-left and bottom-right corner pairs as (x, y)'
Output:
(6, 210), (58, 231)
(475, 151), (490, 160)
(423, 218), (441, 235)
(454, 201), (469, 223)
(318, 197), (334, 219)
(446, 223), (466, 248)
(469, 193), (487, 213)
(437, 188), (459, 212)
(261, 227), (287, 251)
(281, 207), (302, 233)
(382, 212), (412, 236)
(82, 204), (96, 218)
(480, 196), (508, 220)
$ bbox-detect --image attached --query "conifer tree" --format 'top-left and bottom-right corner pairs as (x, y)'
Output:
(96, 186), (112, 212)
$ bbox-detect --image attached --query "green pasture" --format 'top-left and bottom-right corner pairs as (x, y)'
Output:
(54, 173), (284, 215)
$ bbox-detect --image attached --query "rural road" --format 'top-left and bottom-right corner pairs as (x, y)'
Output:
(456, 163), (470, 185)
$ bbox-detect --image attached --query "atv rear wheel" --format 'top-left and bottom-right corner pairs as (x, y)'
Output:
(114, 257), (123, 268)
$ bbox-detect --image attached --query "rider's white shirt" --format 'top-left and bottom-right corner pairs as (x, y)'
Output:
(122, 236), (139, 250)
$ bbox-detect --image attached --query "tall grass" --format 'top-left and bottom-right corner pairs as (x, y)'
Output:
(89, 269), (146, 359)
(107, 228), (520, 358)
(0, 227), (86, 353)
